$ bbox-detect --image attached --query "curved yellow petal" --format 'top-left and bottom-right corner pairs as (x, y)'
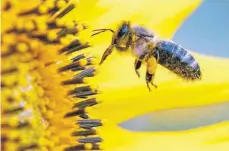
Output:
(99, 122), (229, 151)
(88, 55), (229, 125)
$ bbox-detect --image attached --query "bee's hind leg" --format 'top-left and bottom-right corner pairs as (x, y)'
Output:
(146, 71), (157, 91)
(145, 57), (158, 91)
(134, 59), (142, 78)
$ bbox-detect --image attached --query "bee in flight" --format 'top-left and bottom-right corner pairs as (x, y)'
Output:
(92, 21), (201, 91)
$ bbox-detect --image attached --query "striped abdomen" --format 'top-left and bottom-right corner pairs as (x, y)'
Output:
(154, 40), (201, 80)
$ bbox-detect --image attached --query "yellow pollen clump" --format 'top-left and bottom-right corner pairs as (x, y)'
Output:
(17, 42), (29, 52)
(25, 20), (35, 31)
(57, 0), (67, 9)
(47, 31), (58, 41)
(38, 5), (49, 14)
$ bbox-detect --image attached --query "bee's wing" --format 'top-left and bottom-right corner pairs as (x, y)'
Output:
(132, 25), (155, 38)
(154, 40), (201, 80)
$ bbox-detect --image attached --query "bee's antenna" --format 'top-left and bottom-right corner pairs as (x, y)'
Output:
(91, 30), (107, 37)
(93, 29), (114, 33)
(91, 29), (114, 37)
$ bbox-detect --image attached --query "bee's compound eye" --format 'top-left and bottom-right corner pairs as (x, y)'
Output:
(118, 25), (129, 37)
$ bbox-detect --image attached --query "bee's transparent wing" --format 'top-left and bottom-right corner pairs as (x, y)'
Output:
(132, 25), (155, 39)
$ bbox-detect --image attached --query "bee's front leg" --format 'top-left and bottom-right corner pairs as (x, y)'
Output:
(145, 57), (158, 91)
(134, 59), (142, 78)
(99, 45), (114, 65)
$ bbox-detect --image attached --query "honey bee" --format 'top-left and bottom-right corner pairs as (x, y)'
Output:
(92, 21), (201, 91)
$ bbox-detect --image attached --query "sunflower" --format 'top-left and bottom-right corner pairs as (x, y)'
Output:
(1, 0), (229, 151)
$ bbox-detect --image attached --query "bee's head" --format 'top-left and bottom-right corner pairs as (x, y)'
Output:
(114, 21), (132, 51)
(91, 21), (132, 65)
